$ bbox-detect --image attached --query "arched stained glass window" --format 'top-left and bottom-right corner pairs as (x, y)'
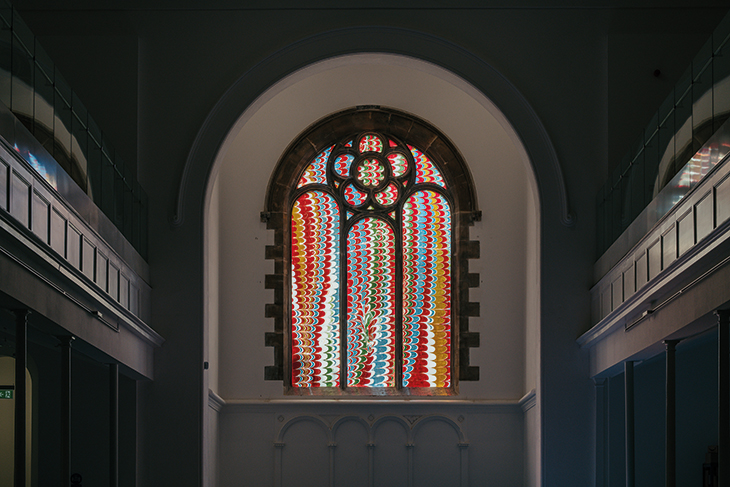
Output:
(264, 108), (481, 395)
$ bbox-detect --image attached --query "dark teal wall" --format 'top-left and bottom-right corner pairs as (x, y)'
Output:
(605, 332), (719, 487)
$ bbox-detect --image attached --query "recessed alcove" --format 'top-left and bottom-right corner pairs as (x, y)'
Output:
(204, 53), (540, 484)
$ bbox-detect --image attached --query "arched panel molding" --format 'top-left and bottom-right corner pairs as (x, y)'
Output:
(411, 415), (469, 487)
(276, 415), (333, 444)
(371, 414), (413, 443)
(332, 417), (370, 487)
(411, 414), (467, 444)
(275, 416), (333, 487)
(332, 415), (371, 438)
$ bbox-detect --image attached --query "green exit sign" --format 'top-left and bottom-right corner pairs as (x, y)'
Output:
(0, 389), (13, 399)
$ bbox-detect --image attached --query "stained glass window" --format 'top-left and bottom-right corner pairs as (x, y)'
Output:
(290, 132), (454, 390)
(264, 108), (481, 394)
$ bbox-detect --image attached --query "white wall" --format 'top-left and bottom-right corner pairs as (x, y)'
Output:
(214, 54), (534, 401)
(206, 177), (220, 396)
(210, 54), (538, 485)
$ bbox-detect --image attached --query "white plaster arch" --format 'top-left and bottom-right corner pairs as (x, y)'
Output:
(209, 52), (538, 399)
(187, 26), (567, 229)
(200, 29), (547, 484)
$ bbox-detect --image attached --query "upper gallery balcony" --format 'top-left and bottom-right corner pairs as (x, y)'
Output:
(0, 1), (159, 379)
(583, 11), (730, 377)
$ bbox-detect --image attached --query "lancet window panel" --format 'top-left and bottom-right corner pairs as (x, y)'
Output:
(264, 108), (481, 395)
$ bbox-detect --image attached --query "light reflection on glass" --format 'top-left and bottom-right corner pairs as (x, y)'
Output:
(0, 4), (148, 257)
(598, 9), (730, 257)
(14, 143), (57, 189)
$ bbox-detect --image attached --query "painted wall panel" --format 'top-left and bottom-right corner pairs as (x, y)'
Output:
(524, 404), (539, 487)
(466, 411), (524, 486)
(109, 264), (119, 301)
(120, 274), (129, 309)
(218, 412), (274, 487)
(11, 170), (30, 228)
(636, 253), (648, 290)
(333, 419), (369, 487)
(82, 237), (95, 281)
(716, 173), (730, 225)
(623, 266), (635, 299)
(50, 208), (66, 257)
(67, 224), (81, 269)
(206, 405), (220, 487)
(611, 276), (622, 312)
(372, 419), (409, 487)
(32, 189), (49, 244)
(695, 191), (713, 242)
(0, 159), (7, 211)
(281, 419), (330, 487)
(601, 286), (611, 319)
(97, 252), (108, 292)
(412, 419), (461, 487)
(661, 225), (676, 268)
(130, 283), (139, 315)
(217, 407), (516, 486)
(677, 209), (694, 256)
(647, 239), (661, 281)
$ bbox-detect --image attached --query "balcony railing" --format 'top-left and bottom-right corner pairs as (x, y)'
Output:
(597, 11), (730, 257)
(0, 1), (147, 259)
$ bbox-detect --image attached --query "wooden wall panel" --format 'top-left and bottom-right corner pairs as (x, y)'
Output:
(591, 292), (601, 325)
